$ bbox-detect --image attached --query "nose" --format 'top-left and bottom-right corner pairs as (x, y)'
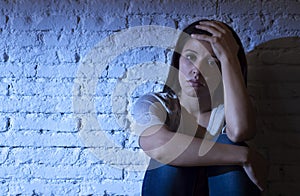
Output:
(192, 67), (200, 80)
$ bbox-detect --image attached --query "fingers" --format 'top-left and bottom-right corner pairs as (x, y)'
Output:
(190, 20), (240, 58)
(191, 20), (231, 43)
(196, 21), (228, 37)
(191, 33), (220, 45)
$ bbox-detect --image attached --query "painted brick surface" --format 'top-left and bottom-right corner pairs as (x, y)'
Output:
(0, 0), (299, 195)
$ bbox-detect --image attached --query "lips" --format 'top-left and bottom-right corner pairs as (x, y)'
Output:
(187, 79), (206, 87)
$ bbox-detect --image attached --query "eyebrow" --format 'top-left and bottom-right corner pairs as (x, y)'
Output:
(182, 49), (199, 54)
(211, 54), (218, 58)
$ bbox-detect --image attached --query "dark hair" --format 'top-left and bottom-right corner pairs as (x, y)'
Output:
(163, 19), (248, 94)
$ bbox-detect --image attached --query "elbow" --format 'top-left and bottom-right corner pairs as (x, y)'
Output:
(226, 125), (257, 143)
(139, 127), (171, 163)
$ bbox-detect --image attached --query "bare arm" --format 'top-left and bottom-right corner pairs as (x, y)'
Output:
(192, 21), (257, 142)
(221, 57), (256, 142)
(139, 124), (268, 191)
(139, 125), (248, 166)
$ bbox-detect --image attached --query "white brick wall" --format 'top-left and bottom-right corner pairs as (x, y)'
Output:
(0, 0), (299, 195)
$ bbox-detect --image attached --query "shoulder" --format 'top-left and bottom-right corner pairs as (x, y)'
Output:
(133, 91), (179, 112)
(131, 91), (181, 132)
(131, 91), (180, 120)
(207, 104), (225, 136)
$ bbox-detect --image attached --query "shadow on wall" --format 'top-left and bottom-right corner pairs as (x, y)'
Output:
(246, 37), (300, 196)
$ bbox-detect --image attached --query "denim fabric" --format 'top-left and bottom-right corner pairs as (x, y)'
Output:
(141, 134), (261, 196)
(206, 134), (261, 196)
(142, 159), (208, 196)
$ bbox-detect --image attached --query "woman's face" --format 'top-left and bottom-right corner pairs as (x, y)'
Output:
(178, 38), (220, 98)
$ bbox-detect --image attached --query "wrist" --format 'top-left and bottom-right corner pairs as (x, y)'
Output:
(239, 146), (250, 166)
(219, 56), (240, 69)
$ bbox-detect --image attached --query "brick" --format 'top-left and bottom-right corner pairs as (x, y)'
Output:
(275, 16), (300, 32)
(36, 16), (77, 31)
(8, 46), (60, 65)
(95, 79), (117, 96)
(56, 49), (79, 63)
(268, 148), (300, 165)
(123, 169), (145, 182)
(150, 14), (177, 28)
(262, 0), (300, 15)
(87, 1), (129, 16)
(0, 165), (32, 179)
(248, 66), (300, 82)
(0, 62), (23, 78)
(0, 15), (7, 28)
(97, 114), (124, 131)
(268, 164), (300, 182)
(124, 130), (140, 149)
(111, 96), (127, 113)
(253, 132), (300, 151)
(0, 1), (13, 10)
(11, 16), (37, 31)
(248, 83), (300, 100)
(11, 113), (77, 132)
(268, 182), (300, 196)
(254, 99), (300, 115)
(0, 82), (8, 96)
(8, 78), (74, 96)
(111, 47), (167, 69)
(43, 31), (69, 47)
(7, 147), (80, 166)
(75, 148), (104, 166)
(80, 180), (141, 196)
(90, 96), (112, 114)
(255, 115), (300, 133)
(8, 31), (37, 47)
(0, 116), (9, 132)
(128, 0), (215, 16)
(11, 15), (76, 31)
(219, 0), (262, 15)
(77, 128), (126, 148)
(127, 15), (144, 27)
(36, 63), (77, 78)
(31, 165), (89, 179)
(0, 131), (81, 147)
(248, 49), (300, 66)
(107, 63), (126, 79)
(83, 15), (127, 31)
(0, 147), (9, 164)
(0, 181), (8, 196)
(9, 179), (80, 196)
(0, 95), (73, 113)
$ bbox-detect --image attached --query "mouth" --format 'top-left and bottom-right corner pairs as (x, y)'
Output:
(187, 79), (206, 87)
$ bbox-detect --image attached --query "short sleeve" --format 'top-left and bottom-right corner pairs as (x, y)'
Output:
(206, 104), (225, 140)
(131, 94), (168, 135)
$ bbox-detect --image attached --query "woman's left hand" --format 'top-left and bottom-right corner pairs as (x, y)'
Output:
(191, 20), (240, 62)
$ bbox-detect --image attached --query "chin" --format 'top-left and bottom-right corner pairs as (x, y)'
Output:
(182, 88), (199, 97)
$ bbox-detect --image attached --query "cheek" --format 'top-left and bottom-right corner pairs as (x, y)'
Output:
(179, 58), (190, 76)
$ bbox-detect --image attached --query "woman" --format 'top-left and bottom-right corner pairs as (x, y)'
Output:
(132, 19), (268, 195)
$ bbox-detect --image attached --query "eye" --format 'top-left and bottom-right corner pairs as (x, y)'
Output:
(208, 59), (216, 66)
(208, 57), (219, 67)
(184, 53), (197, 62)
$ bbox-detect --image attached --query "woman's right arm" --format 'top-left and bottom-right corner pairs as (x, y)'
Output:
(139, 125), (268, 191)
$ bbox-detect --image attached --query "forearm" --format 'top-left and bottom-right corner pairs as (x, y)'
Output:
(220, 57), (256, 142)
(140, 125), (249, 167)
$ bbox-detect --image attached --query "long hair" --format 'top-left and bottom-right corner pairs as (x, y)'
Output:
(163, 19), (248, 94)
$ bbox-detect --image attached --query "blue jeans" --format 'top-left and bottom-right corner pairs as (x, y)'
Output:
(206, 134), (261, 196)
(141, 134), (261, 196)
